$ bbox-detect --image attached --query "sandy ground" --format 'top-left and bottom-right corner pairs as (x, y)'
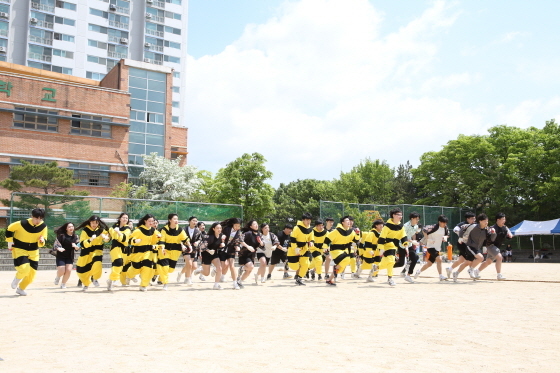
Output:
(0, 262), (559, 373)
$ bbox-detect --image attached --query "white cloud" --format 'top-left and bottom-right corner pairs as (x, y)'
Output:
(495, 98), (560, 128)
(183, 0), (502, 185)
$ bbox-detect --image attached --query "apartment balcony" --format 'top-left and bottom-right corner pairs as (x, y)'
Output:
(145, 29), (163, 37)
(147, 44), (163, 52)
(114, 6), (129, 14)
(108, 51), (127, 59)
(144, 58), (162, 65)
(31, 2), (54, 13)
(29, 35), (53, 45)
(109, 20), (129, 29)
(34, 20), (54, 29)
(0, 29), (7, 37)
(151, 1), (165, 9)
(28, 52), (52, 62)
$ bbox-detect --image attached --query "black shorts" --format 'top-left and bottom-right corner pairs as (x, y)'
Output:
(457, 243), (469, 259)
(184, 250), (199, 261)
(256, 252), (270, 264)
(270, 249), (287, 265)
(218, 250), (235, 262)
(426, 248), (440, 263)
(238, 254), (254, 266)
(465, 246), (479, 262)
(56, 257), (73, 266)
(201, 251), (218, 265)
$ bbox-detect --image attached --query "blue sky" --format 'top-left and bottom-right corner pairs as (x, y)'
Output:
(185, 0), (560, 186)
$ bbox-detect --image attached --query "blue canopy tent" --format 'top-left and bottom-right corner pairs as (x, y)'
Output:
(510, 219), (560, 260)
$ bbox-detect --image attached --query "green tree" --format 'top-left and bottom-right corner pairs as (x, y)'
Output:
(390, 161), (417, 204)
(333, 158), (394, 204)
(210, 153), (274, 221)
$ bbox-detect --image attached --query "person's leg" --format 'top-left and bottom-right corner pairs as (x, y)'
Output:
(228, 258), (237, 280)
(212, 258), (222, 283)
(435, 255), (443, 275)
(258, 256), (267, 279)
(62, 263), (73, 285)
(241, 261), (254, 281)
(109, 247), (124, 282)
(324, 254), (331, 277)
(76, 252), (94, 287)
(56, 265), (65, 282)
(495, 253), (503, 274)
(91, 249), (103, 281)
(18, 249), (39, 291)
(408, 248), (419, 275)
(478, 257), (493, 272)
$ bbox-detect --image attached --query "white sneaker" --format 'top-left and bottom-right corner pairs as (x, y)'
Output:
(11, 277), (21, 289)
(82, 286), (88, 292)
(177, 272), (183, 282)
(131, 277), (138, 283)
(106, 279), (113, 291)
(193, 267), (202, 276)
(60, 284), (66, 289)
(199, 274), (206, 282)
(254, 273), (259, 285)
(233, 281), (240, 290)
(92, 279), (100, 287)
(16, 287), (27, 296)
(446, 267), (452, 279)
(54, 276), (61, 285)
(366, 276), (375, 283)
(186, 277), (193, 286)
(125, 278), (130, 286)
(162, 284), (169, 291)
(139, 286), (147, 292)
(352, 273), (360, 279)
(340, 273), (345, 280)
(372, 264), (379, 273)
(468, 268), (475, 279)
(414, 269), (421, 279)
(387, 278), (396, 286)
(261, 277), (266, 283)
(453, 271), (459, 282)
(474, 269), (481, 279)
(439, 274), (447, 281)
(400, 270), (406, 277)
(404, 275), (414, 283)
(213, 283), (222, 290)
(220, 275), (225, 282)
(497, 273), (506, 281)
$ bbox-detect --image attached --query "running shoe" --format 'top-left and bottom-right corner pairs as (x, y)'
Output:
(439, 274), (447, 281)
(82, 286), (88, 292)
(372, 264), (379, 273)
(162, 284), (169, 290)
(414, 269), (421, 279)
(131, 277), (138, 283)
(92, 279), (100, 287)
(60, 284), (66, 289)
(473, 269), (481, 279)
(106, 279), (113, 291)
(261, 277), (266, 283)
(453, 271), (459, 282)
(11, 277), (21, 289)
(15, 287), (27, 296)
(326, 280), (336, 286)
(366, 276), (375, 283)
(497, 273), (506, 280)
(295, 277), (306, 286)
(139, 286), (147, 292)
(266, 274), (272, 280)
(404, 275), (414, 283)
(468, 268), (475, 279)
(317, 274), (322, 281)
(233, 281), (240, 290)
(185, 277), (193, 286)
(199, 274), (206, 282)
(213, 283), (222, 290)
(177, 272), (183, 282)
(54, 277), (60, 286)
(446, 267), (453, 279)
(193, 267), (202, 275)
(211, 267), (216, 277)
(254, 273), (259, 285)
(340, 273), (345, 280)
(237, 281), (245, 289)
(351, 273), (360, 279)
(220, 275), (226, 282)
(125, 278), (130, 286)
(387, 278), (396, 286)
(400, 269), (406, 277)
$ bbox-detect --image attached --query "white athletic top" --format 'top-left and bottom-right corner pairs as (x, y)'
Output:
(259, 233), (273, 257)
(426, 226), (447, 249)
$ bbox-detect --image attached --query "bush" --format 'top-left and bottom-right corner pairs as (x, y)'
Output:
(0, 228), (6, 249)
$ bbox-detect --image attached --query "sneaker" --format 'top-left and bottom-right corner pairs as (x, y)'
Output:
(213, 283), (222, 290)
(106, 279), (113, 291)
(254, 273), (259, 285)
(82, 286), (88, 292)
(497, 273), (506, 281)
(468, 268), (475, 279)
(211, 267), (216, 277)
(162, 284), (169, 291)
(60, 284), (66, 289)
(233, 281), (240, 290)
(352, 273), (360, 279)
(404, 275), (414, 283)
(453, 271), (459, 282)
(92, 280), (100, 287)
(305, 271), (310, 279)
(199, 274), (206, 282)
(151, 276), (158, 285)
(139, 286), (147, 292)
(11, 277), (21, 289)
(125, 278), (130, 286)
(237, 268), (244, 281)
(317, 274), (322, 281)
(446, 267), (452, 279)
(474, 269), (481, 279)
(157, 281), (163, 285)
(261, 277), (266, 283)
(400, 270), (406, 277)
(77, 279), (82, 287)
(326, 280), (336, 286)
(185, 278), (193, 286)
(16, 287), (27, 296)
(193, 267), (202, 276)
(366, 276), (375, 282)
(414, 269), (421, 279)
(220, 275), (225, 282)
(387, 278), (396, 286)
(439, 274), (447, 281)
(295, 277), (306, 286)
(237, 281), (245, 289)
(311, 272), (315, 281)
(266, 274), (272, 280)
(131, 277), (138, 283)
(372, 264), (379, 273)
(177, 272), (183, 282)
(283, 272), (292, 279)
(54, 276), (60, 286)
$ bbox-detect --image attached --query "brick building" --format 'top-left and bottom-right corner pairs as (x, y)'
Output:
(0, 59), (188, 226)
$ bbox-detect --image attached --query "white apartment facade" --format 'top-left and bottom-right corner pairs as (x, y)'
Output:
(0, 0), (188, 127)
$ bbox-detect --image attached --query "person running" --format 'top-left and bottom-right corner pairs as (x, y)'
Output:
(76, 215), (110, 291)
(476, 212), (511, 280)
(399, 212), (421, 283)
(106, 213), (131, 291)
(192, 221), (208, 281)
(414, 215), (449, 282)
(219, 217), (243, 289)
(158, 213), (189, 290)
(268, 223), (293, 280)
(371, 209), (410, 286)
(362, 219), (384, 282)
(323, 216), (357, 286)
(237, 220), (260, 288)
(287, 213), (315, 286)
(323, 217), (335, 279)
(198, 222), (225, 290)
(309, 219), (327, 281)
(127, 214), (160, 292)
(347, 217), (361, 279)
(454, 213), (497, 281)
(505, 244), (513, 263)
(177, 216), (202, 285)
(445, 212), (476, 280)
(257, 223), (280, 283)
(6, 208), (48, 296)
(54, 222), (79, 289)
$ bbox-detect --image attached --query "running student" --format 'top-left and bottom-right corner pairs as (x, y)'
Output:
(106, 213), (131, 291)
(454, 213), (496, 281)
(362, 219), (383, 283)
(199, 222), (225, 290)
(159, 213), (189, 290)
(219, 217), (243, 289)
(323, 218), (335, 279)
(310, 219), (327, 281)
(287, 213), (315, 286)
(6, 208), (48, 296)
(399, 212), (421, 283)
(54, 222), (79, 289)
(237, 220), (260, 288)
(268, 224), (292, 280)
(324, 216), (357, 286)
(414, 215), (449, 282)
(76, 215), (110, 291)
(475, 212), (511, 280)
(178, 216), (202, 285)
(445, 212), (476, 280)
(127, 214), (160, 292)
(257, 223), (280, 283)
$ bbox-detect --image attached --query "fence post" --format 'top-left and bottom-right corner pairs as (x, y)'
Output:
(9, 192), (15, 225)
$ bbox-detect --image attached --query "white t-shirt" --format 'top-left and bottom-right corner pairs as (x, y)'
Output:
(259, 233), (273, 257)
(426, 226), (447, 249)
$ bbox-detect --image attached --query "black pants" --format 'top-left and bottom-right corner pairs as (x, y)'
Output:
(394, 248), (418, 275)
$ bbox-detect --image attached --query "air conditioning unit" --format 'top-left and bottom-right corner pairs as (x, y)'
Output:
(0, 46), (6, 53)
(145, 13), (152, 19)
(144, 42), (151, 48)
(147, 0), (153, 3)
(143, 58), (151, 63)
(109, 4), (117, 10)
(0, 12), (8, 19)
(120, 37), (128, 44)
(30, 17), (38, 23)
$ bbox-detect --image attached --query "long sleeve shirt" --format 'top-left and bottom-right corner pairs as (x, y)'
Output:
(6, 218), (48, 250)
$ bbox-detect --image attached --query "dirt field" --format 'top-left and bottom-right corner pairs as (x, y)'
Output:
(0, 262), (559, 372)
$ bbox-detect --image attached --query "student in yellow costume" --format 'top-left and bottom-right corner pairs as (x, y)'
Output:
(287, 212), (314, 286)
(323, 216), (359, 286)
(362, 219), (384, 282)
(372, 209), (410, 286)
(6, 208), (48, 296)
(76, 215), (110, 291)
(106, 213), (131, 291)
(127, 214), (160, 292)
(310, 219), (327, 281)
(159, 213), (189, 290)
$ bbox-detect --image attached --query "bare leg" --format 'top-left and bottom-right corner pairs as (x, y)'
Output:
(56, 266), (65, 279)
(241, 262), (254, 281)
(495, 253), (503, 273)
(61, 264), (73, 284)
(227, 258), (237, 280)
(478, 257), (493, 272)
(435, 256), (442, 275)
(257, 256), (267, 278)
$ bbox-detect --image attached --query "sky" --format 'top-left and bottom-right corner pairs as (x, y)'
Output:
(185, 0), (560, 187)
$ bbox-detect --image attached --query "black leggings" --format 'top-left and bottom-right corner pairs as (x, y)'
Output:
(394, 248), (418, 274)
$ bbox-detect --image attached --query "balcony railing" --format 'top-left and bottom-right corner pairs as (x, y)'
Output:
(28, 52), (52, 62)
(34, 20), (54, 29)
(145, 29), (163, 37)
(0, 29), (8, 37)
(144, 58), (162, 65)
(31, 2), (54, 12)
(29, 35), (53, 45)
(151, 1), (165, 9)
(108, 51), (127, 59)
(150, 44), (163, 52)
(109, 20), (129, 29)
(152, 15), (165, 23)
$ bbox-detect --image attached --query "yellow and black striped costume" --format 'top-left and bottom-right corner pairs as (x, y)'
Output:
(324, 224), (359, 276)
(361, 229), (382, 271)
(287, 220), (314, 277)
(127, 225), (159, 287)
(77, 226), (108, 286)
(6, 218), (47, 290)
(310, 227), (327, 275)
(374, 218), (409, 277)
(108, 224), (131, 284)
(158, 224), (188, 284)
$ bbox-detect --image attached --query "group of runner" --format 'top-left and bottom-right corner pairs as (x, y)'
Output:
(4, 207), (511, 295)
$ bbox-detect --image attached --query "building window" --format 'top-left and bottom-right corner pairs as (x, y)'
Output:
(54, 33), (75, 42)
(165, 0), (181, 5)
(172, 101), (179, 108)
(13, 107), (58, 132)
(173, 72), (180, 78)
(56, 1), (76, 11)
(172, 116), (179, 123)
(171, 86), (180, 93)
(86, 71), (106, 80)
(71, 114), (112, 138)
(69, 163), (111, 187)
(54, 16), (75, 26)
(28, 61), (72, 74)
(164, 55), (180, 64)
(11, 158), (48, 165)
(31, 0), (55, 13)
(90, 8), (129, 29)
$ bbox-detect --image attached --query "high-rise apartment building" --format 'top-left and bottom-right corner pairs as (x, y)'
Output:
(0, 0), (188, 127)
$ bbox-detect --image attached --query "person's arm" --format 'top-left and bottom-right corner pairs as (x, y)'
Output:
(38, 225), (48, 247)
(5, 221), (18, 250)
